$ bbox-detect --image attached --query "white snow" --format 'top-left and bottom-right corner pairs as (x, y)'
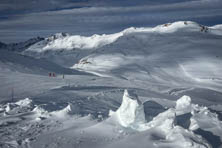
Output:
(153, 21), (201, 33)
(25, 32), (124, 52)
(2, 98), (33, 115)
(24, 21), (222, 54)
(15, 98), (32, 107)
(1, 21), (222, 148)
(5, 103), (11, 112)
(72, 54), (142, 73)
(45, 33), (122, 50)
(189, 105), (222, 138)
(108, 91), (212, 147)
(51, 104), (74, 118)
(175, 95), (192, 113)
(32, 106), (50, 120)
(209, 24), (222, 35)
(109, 90), (146, 129)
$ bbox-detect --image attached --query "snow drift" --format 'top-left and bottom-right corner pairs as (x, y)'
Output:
(2, 98), (33, 115)
(1, 90), (222, 148)
(109, 90), (222, 147)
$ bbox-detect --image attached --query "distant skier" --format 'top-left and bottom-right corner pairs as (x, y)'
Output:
(49, 72), (52, 77)
(53, 73), (56, 77)
(63, 74), (65, 79)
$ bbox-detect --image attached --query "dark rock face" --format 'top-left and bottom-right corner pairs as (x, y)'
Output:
(194, 128), (222, 148)
(0, 37), (44, 52)
(0, 41), (7, 49)
(175, 113), (192, 129)
(143, 101), (166, 122)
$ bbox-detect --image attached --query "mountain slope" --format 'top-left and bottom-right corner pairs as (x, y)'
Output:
(0, 50), (86, 75)
(21, 21), (222, 102)
(72, 22), (222, 83)
(24, 21), (222, 53)
(0, 37), (44, 52)
(23, 21), (222, 68)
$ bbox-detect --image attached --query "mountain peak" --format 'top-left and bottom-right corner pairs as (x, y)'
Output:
(47, 33), (70, 41)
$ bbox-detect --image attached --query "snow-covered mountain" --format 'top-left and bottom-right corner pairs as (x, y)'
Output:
(72, 22), (222, 81)
(0, 37), (44, 52)
(22, 21), (222, 69)
(24, 21), (222, 53)
(0, 50), (86, 75)
(21, 21), (222, 100)
(1, 21), (222, 148)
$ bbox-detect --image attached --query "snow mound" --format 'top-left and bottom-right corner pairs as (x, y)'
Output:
(145, 108), (210, 148)
(109, 91), (212, 147)
(175, 95), (222, 138)
(15, 98), (32, 107)
(51, 103), (79, 118)
(32, 106), (49, 120)
(109, 90), (146, 129)
(189, 105), (222, 135)
(32, 103), (80, 120)
(33, 106), (48, 114)
(146, 108), (176, 130)
(3, 98), (34, 115)
(32, 108), (48, 121)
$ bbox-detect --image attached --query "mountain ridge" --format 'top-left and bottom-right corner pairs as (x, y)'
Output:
(24, 21), (222, 53)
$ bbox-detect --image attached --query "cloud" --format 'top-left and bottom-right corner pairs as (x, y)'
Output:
(0, 0), (222, 42)
(0, 0), (221, 15)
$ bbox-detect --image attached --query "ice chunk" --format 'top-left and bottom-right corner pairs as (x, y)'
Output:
(5, 103), (12, 112)
(110, 90), (146, 129)
(176, 95), (191, 113)
(147, 108), (176, 130)
(15, 98), (32, 107)
(3, 98), (33, 115)
(32, 106), (49, 120)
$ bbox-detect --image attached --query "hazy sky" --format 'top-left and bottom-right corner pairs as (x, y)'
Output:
(0, 0), (222, 43)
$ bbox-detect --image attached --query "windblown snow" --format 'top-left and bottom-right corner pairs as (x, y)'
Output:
(1, 21), (222, 148)
(1, 91), (221, 148)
